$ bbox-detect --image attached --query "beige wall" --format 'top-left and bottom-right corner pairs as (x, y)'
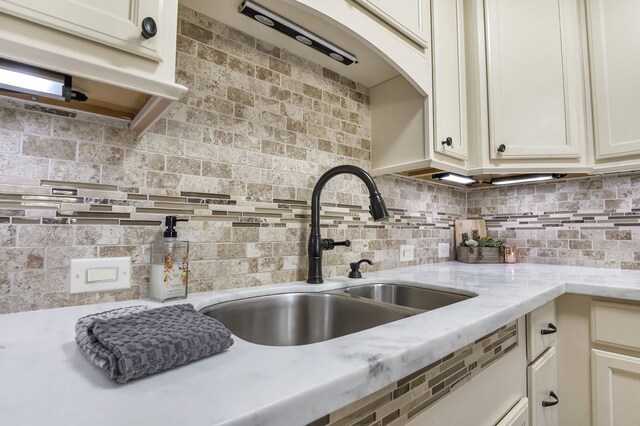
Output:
(0, 6), (465, 314)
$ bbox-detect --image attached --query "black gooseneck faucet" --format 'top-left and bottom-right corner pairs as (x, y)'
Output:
(307, 165), (389, 284)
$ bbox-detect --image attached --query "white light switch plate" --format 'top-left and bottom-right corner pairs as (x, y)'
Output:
(438, 243), (450, 258)
(400, 245), (414, 262)
(70, 257), (131, 294)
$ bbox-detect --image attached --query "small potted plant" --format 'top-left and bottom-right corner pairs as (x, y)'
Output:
(456, 230), (505, 263)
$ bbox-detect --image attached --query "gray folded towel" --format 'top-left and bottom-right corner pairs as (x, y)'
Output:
(75, 304), (233, 383)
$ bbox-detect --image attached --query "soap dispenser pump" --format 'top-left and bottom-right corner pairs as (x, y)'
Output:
(150, 216), (189, 302)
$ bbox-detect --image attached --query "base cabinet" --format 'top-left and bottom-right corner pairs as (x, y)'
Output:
(526, 302), (559, 426)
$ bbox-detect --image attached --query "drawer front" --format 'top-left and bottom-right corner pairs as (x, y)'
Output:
(527, 301), (557, 363)
(592, 349), (640, 426)
(528, 347), (558, 426)
(496, 397), (529, 426)
(592, 301), (640, 352)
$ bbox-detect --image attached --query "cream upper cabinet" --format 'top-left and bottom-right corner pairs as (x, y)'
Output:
(0, 0), (163, 61)
(484, 0), (587, 160)
(432, 0), (468, 162)
(587, 0), (640, 161)
(352, 0), (430, 47)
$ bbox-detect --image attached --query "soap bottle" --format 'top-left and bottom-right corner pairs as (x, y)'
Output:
(150, 216), (189, 302)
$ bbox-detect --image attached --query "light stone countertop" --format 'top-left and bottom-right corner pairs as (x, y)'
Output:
(2, 262), (640, 426)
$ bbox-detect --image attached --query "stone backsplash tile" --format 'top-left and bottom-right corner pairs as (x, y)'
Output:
(0, 6), (463, 314)
(468, 172), (640, 269)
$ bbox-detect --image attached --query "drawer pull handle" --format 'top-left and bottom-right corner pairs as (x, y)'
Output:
(442, 137), (453, 147)
(541, 323), (557, 335)
(542, 391), (559, 407)
(497, 144), (506, 153)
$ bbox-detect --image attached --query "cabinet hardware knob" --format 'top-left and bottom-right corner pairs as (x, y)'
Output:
(141, 17), (158, 39)
(442, 137), (453, 147)
(542, 391), (559, 407)
(497, 144), (506, 153)
(541, 323), (557, 335)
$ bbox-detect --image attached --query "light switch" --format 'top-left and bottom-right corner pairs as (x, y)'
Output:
(86, 267), (119, 283)
(400, 245), (414, 262)
(70, 257), (131, 294)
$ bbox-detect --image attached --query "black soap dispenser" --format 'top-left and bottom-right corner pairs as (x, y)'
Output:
(150, 216), (189, 302)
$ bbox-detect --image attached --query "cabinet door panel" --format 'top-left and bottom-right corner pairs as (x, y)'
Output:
(353, 0), (429, 47)
(0, 0), (162, 61)
(589, 0), (640, 159)
(432, 0), (468, 161)
(528, 347), (558, 426)
(485, 0), (585, 159)
(592, 349), (640, 426)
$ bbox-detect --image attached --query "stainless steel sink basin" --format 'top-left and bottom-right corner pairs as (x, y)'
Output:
(342, 283), (474, 311)
(200, 292), (414, 346)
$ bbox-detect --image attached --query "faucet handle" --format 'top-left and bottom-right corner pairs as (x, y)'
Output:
(348, 259), (373, 278)
(322, 239), (351, 250)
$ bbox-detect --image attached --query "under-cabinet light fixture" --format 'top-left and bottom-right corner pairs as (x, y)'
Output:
(490, 173), (567, 186)
(0, 58), (87, 102)
(238, 0), (358, 65)
(432, 173), (477, 186)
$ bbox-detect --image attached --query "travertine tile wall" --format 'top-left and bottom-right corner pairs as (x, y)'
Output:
(467, 172), (640, 270)
(0, 6), (465, 314)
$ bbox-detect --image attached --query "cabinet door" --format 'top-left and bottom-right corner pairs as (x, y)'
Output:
(432, 0), (468, 161)
(0, 0), (162, 61)
(497, 397), (529, 426)
(352, 0), (430, 47)
(588, 0), (640, 159)
(592, 349), (640, 426)
(484, 0), (586, 159)
(528, 347), (558, 426)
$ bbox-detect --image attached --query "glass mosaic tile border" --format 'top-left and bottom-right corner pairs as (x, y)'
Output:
(308, 321), (518, 426)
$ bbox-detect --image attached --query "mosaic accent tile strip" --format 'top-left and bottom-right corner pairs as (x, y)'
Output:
(307, 321), (518, 426)
(0, 180), (462, 228)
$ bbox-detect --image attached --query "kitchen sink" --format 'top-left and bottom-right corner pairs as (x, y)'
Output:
(340, 283), (474, 311)
(200, 292), (415, 346)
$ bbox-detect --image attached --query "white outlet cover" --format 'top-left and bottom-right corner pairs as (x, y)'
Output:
(400, 245), (414, 262)
(70, 257), (131, 294)
(438, 243), (450, 258)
